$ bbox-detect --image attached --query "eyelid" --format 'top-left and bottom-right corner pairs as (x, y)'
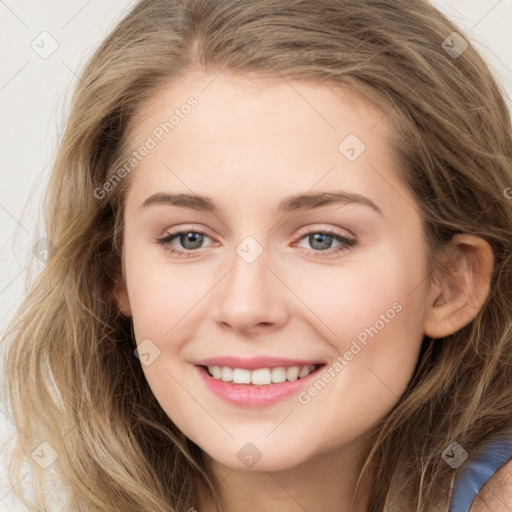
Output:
(294, 223), (355, 239)
(159, 223), (354, 243)
(156, 223), (357, 257)
(159, 223), (215, 240)
(155, 224), (217, 255)
(291, 226), (357, 256)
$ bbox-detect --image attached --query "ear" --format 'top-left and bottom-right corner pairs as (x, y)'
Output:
(424, 234), (494, 339)
(112, 266), (132, 317)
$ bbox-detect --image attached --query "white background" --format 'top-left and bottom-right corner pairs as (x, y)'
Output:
(0, 1), (511, 509)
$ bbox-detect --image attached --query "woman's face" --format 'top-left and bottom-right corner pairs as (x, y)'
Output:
(116, 71), (431, 471)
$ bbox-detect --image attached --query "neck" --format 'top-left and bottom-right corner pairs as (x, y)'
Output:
(198, 434), (374, 512)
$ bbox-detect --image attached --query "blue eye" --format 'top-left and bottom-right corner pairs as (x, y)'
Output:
(296, 231), (356, 254)
(156, 228), (356, 258)
(156, 230), (212, 257)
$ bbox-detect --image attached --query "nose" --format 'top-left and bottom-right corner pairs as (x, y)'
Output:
(212, 244), (290, 335)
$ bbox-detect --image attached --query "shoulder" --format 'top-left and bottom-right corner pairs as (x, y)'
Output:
(469, 457), (512, 511)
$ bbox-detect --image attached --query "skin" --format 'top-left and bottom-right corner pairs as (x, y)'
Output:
(470, 459), (512, 511)
(114, 70), (494, 512)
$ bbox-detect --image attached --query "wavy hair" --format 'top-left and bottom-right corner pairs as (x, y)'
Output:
(3, 0), (512, 510)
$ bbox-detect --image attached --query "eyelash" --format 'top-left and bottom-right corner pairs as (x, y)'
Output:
(155, 227), (357, 258)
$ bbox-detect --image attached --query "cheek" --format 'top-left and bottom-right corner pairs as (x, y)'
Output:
(291, 242), (427, 345)
(290, 241), (428, 410)
(289, 262), (427, 443)
(124, 241), (212, 341)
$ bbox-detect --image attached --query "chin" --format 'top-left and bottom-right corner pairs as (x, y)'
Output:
(200, 440), (313, 472)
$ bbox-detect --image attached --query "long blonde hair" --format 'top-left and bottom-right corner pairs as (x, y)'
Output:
(3, 1), (512, 510)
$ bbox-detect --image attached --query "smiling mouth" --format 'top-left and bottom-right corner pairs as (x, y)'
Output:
(199, 363), (326, 386)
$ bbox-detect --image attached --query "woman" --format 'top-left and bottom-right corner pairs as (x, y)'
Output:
(3, 1), (512, 510)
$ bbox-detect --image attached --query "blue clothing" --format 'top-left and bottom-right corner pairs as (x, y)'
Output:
(448, 434), (512, 511)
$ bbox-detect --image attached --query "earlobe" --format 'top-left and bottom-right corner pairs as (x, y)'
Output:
(424, 234), (494, 339)
(113, 267), (132, 317)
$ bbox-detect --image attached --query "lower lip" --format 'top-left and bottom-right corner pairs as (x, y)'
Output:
(195, 365), (325, 407)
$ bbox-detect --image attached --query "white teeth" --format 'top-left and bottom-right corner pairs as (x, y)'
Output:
(251, 368), (272, 385)
(206, 364), (319, 385)
(221, 367), (233, 382)
(271, 367), (287, 383)
(299, 365), (312, 378)
(232, 368), (251, 384)
(286, 366), (300, 381)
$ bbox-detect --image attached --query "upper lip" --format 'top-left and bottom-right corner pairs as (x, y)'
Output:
(195, 356), (327, 371)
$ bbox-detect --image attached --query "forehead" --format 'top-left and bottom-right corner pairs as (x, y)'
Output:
(123, 71), (404, 215)
(133, 70), (387, 136)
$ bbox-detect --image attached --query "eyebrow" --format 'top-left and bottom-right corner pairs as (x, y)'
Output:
(140, 190), (382, 215)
